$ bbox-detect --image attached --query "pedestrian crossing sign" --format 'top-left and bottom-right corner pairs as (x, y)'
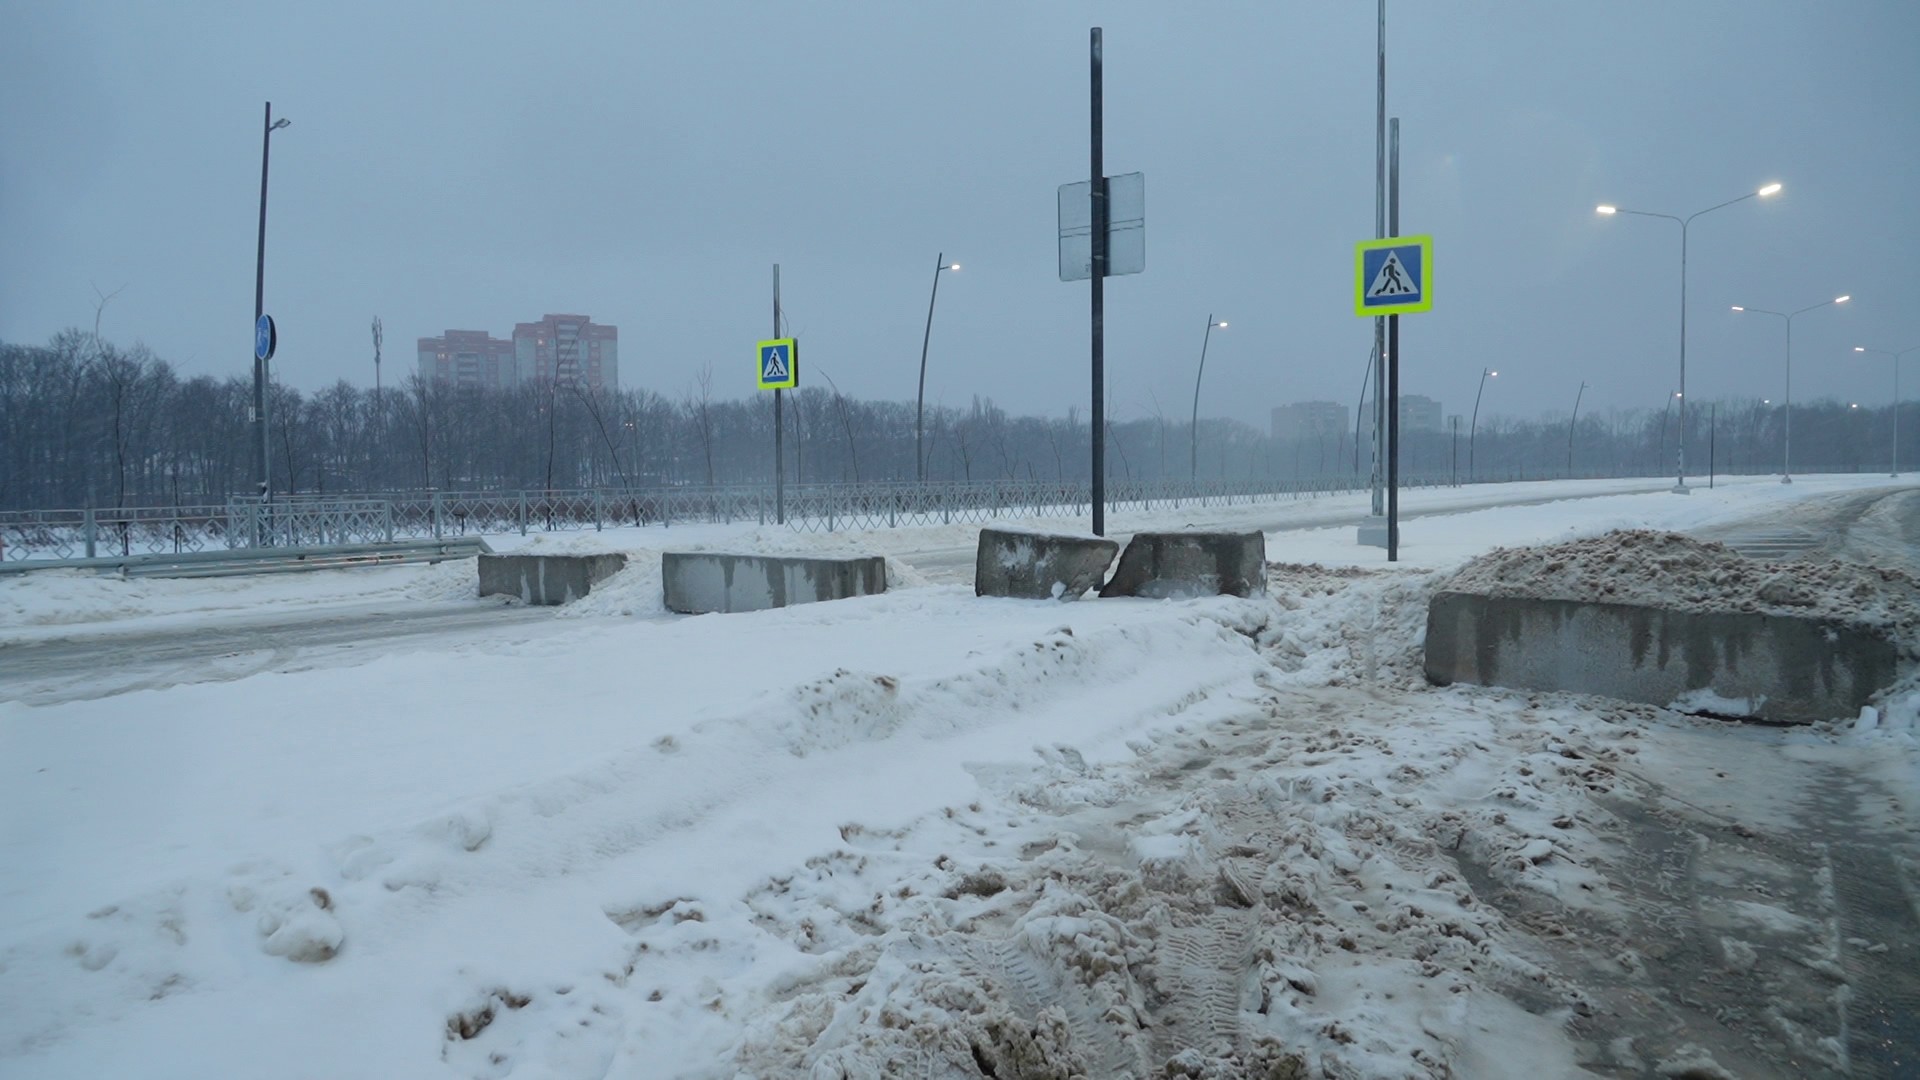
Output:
(1354, 235), (1433, 316)
(756, 338), (798, 390)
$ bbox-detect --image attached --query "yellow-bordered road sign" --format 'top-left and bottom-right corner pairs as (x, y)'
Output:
(1354, 235), (1433, 316)
(756, 338), (798, 390)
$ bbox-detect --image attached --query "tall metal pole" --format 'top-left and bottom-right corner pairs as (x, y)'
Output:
(1676, 221), (1689, 492)
(1469, 368), (1491, 482)
(1352, 360), (1370, 474)
(1568, 380), (1587, 477)
(253, 102), (278, 503)
(1370, 0), (1387, 518)
(1784, 315), (1793, 483)
(1189, 314), (1217, 480)
(774, 264), (785, 524)
(1734, 296), (1847, 482)
(1859, 346), (1920, 476)
(915, 252), (947, 482)
(371, 315), (383, 493)
(1450, 415), (1458, 486)
(1089, 27), (1107, 536)
(1659, 391), (1674, 474)
(1598, 186), (1780, 487)
(1386, 116), (1400, 562)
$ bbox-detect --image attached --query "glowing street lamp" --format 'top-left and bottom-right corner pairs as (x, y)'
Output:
(1854, 344), (1920, 476)
(1731, 294), (1849, 482)
(1468, 367), (1498, 482)
(914, 254), (962, 481)
(1189, 315), (1229, 480)
(1595, 181), (1782, 492)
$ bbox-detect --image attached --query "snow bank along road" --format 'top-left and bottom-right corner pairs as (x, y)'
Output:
(0, 476), (1750, 704)
(0, 474), (1916, 1078)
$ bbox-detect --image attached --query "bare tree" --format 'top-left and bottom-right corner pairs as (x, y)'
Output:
(818, 368), (860, 482)
(692, 362), (716, 487)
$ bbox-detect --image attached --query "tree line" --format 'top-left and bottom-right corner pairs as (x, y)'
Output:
(1, 330), (1906, 511)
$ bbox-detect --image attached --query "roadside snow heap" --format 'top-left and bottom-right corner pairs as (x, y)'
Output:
(1426, 530), (1920, 721)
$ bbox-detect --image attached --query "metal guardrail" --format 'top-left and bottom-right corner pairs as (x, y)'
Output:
(0, 471), (1604, 563)
(0, 538), (492, 578)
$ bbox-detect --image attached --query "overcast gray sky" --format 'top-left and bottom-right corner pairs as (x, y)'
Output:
(4, 1), (1917, 430)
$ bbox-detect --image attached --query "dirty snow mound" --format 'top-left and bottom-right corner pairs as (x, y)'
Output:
(1442, 530), (1920, 653)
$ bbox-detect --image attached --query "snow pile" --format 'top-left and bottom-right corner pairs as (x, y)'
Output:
(1442, 529), (1920, 652)
(5, 479), (1916, 1078)
(724, 580), (1633, 1078)
(0, 587), (1282, 1077)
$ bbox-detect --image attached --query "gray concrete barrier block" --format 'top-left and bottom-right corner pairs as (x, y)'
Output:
(1423, 590), (1904, 724)
(663, 552), (886, 614)
(1098, 530), (1267, 599)
(974, 528), (1119, 600)
(478, 553), (628, 606)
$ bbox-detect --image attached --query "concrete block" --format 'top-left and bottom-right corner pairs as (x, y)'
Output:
(478, 553), (628, 605)
(1423, 590), (1903, 724)
(974, 528), (1119, 600)
(1356, 519), (1391, 549)
(1098, 530), (1267, 599)
(663, 552), (885, 614)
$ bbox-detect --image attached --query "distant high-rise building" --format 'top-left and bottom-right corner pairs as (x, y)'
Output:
(417, 329), (518, 391)
(418, 314), (619, 392)
(513, 314), (618, 392)
(1400, 394), (1443, 432)
(1358, 394), (1445, 439)
(1271, 401), (1349, 441)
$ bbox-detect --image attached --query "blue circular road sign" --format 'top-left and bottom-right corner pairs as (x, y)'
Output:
(255, 314), (277, 362)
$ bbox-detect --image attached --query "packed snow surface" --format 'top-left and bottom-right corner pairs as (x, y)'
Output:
(1, 475), (1916, 1078)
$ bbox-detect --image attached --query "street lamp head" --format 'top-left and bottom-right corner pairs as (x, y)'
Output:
(1757, 183), (1782, 197)
(1595, 205), (1617, 215)
(1214, 320), (1228, 329)
(1856, 346), (1868, 353)
(270, 118), (291, 131)
(945, 262), (961, 271)
(1731, 305), (1745, 312)
(1834, 295), (1851, 304)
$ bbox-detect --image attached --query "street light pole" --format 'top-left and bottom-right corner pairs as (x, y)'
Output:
(1567, 380), (1587, 477)
(1854, 345), (1919, 477)
(1468, 367), (1496, 483)
(1188, 315), (1227, 480)
(253, 102), (291, 502)
(1731, 294), (1849, 483)
(1450, 415), (1458, 487)
(914, 253), (960, 482)
(1596, 182), (1780, 493)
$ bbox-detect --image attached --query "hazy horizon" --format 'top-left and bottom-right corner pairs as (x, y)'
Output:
(4, 1), (1916, 429)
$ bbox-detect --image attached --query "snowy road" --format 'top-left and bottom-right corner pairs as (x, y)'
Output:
(2, 474), (1916, 1078)
(0, 476), (1769, 705)
(0, 601), (555, 705)
(1703, 486), (1920, 570)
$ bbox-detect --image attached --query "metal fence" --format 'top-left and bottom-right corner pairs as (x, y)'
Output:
(0, 471), (1599, 562)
